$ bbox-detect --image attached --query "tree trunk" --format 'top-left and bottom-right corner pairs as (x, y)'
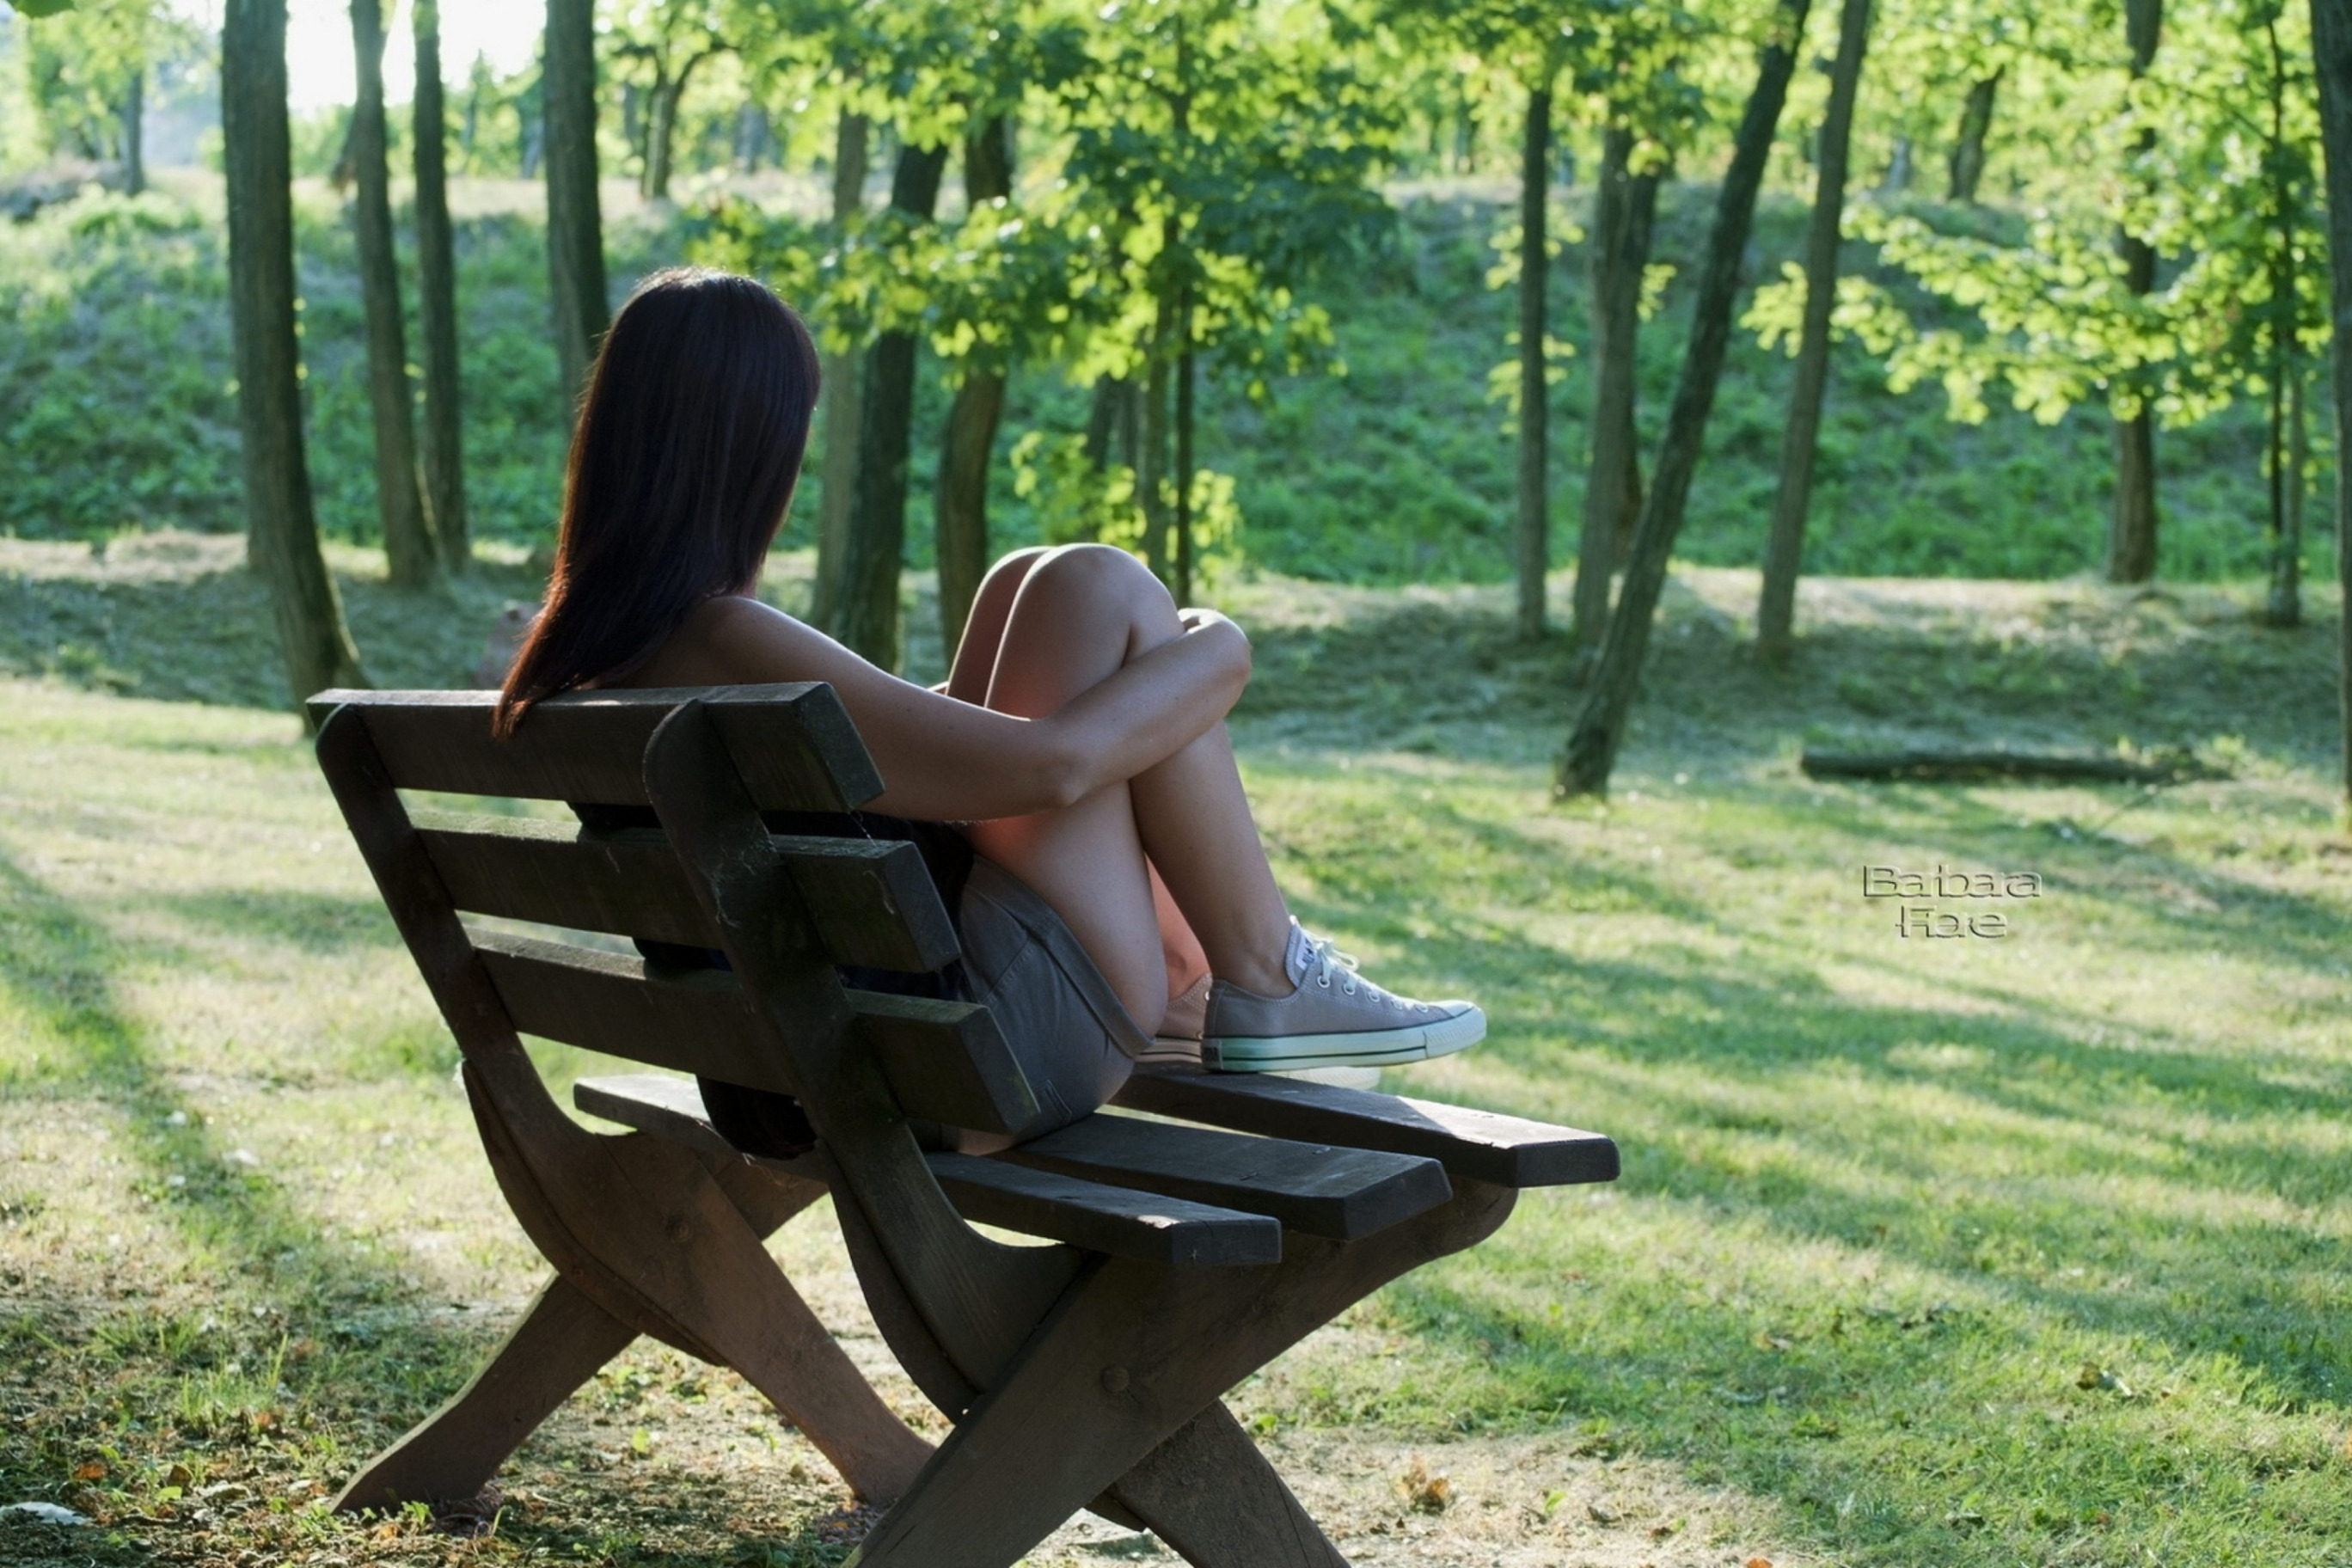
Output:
(544, 0), (608, 412)
(1945, 68), (2000, 203)
(2310, 0), (2352, 811)
(1756, 0), (1871, 665)
(349, 0), (438, 587)
(223, 0), (367, 713)
(642, 56), (708, 203)
(643, 83), (675, 199)
(734, 101), (769, 171)
(1174, 309), (1197, 608)
(934, 115), (1014, 654)
(413, 0), (469, 573)
(1515, 83), (1553, 640)
(1880, 134), (1912, 193)
(835, 140), (949, 670)
(2269, 371), (2305, 627)
(121, 67), (144, 196)
(1557, 0), (1815, 797)
(1084, 377), (1122, 469)
(1571, 124), (1657, 660)
(2108, 0), (2162, 584)
(2263, 14), (2302, 629)
(1141, 295), (1173, 579)
(812, 109), (869, 633)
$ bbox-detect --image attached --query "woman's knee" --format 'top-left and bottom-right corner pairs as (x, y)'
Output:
(983, 545), (1054, 592)
(1024, 543), (1177, 629)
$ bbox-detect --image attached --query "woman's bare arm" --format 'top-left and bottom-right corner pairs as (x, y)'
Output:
(621, 595), (1249, 821)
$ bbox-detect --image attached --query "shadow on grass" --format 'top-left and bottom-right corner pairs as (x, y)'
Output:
(1238, 585), (2340, 772)
(1357, 864), (2349, 1369)
(0, 846), (879, 1567)
(149, 888), (403, 958)
(0, 549), (539, 711)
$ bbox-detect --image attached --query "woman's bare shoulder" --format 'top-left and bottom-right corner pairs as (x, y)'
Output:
(623, 593), (850, 688)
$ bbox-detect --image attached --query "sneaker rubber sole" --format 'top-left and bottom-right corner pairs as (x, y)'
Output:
(1204, 1006), (1485, 1074)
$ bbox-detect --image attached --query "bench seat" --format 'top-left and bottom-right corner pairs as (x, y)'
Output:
(577, 1074), (1288, 1265)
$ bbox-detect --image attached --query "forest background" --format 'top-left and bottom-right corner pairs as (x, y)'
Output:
(3, 0), (2345, 732)
(1, 3), (2349, 1567)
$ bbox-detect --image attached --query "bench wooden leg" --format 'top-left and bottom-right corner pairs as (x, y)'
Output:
(1106, 1402), (1349, 1568)
(334, 1273), (634, 1513)
(848, 1180), (1514, 1568)
(339, 1158), (933, 1513)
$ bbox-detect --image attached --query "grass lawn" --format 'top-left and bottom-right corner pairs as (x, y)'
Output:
(1, 548), (2348, 1565)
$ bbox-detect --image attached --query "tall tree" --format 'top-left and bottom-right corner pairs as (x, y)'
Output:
(612, 0), (727, 201)
(413, 0), (469, 572)
(17, 0), (181, 190)
(1513, 82), (1553, 639)
(222, 0), (367, 711)
(835, 140), (950, 670)
(2308, 0), (2352, 812)
(813, 107), (879, 634)
(121, 54), (143, 193)
(1558, 0), (1814, 796)
(1385, 0), (1583, 637)
(349, 0), (438, 586)
(1945, 66), (2000, 203)
(811, 108), (868, 633)
(934, 114), (1014, 654)
(2109, 0), (2163, 583)
(2257, 9), (2306, 628)
(1570, 122), (1661, 661)
(544, 0), (609, 410)
(1755, 0), (1872, 664)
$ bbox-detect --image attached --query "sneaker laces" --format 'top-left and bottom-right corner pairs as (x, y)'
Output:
(1298, 930), (1434, 1014)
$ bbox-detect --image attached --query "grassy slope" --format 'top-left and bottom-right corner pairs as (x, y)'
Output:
(0, 554), (2344, 1566)
(0, 173), (2320, 587)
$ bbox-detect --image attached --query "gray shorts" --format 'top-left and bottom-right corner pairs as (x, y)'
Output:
(950, 855), (1152, 1148)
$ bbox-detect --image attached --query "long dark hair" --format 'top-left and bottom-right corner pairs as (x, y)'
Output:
(495, 267), (819, 737)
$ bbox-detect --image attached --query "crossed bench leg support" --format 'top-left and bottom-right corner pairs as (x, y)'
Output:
(842, 1178), (1517, 1568)
(335, 1089), (934, 1514)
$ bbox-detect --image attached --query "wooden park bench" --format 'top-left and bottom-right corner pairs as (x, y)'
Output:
(309, 682), (1619, 1566)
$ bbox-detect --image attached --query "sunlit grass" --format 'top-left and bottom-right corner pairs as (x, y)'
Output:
(0, 564), (2346, 1565)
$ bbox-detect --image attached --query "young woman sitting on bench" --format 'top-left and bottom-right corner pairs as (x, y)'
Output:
(496, 268), (1481, 1138)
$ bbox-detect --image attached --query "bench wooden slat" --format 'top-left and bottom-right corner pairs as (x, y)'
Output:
(417, 815), (954, 973)
(573, 1072), (739, 1158)
(770, 835), (959, 974)
(568, 1074), (1278, 1266)
(308, 685), (881, 814)
(1000, 1113), (1452, 1240)
(421, 814), (721, 947)
(473, 928), (797, 1093)
(846, 990), (1040, 1138)
(928, 1155), (1283, 1266)
(1113, 1069), (1621, 1188)
(477, 931), (1035, 1135)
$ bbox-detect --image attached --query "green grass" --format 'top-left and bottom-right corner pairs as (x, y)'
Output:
(0, 172), (2325, 591)
(0, 547), (2344, 1565)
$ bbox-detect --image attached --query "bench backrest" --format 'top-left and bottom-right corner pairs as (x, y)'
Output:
(309, 684), (1041, 1136)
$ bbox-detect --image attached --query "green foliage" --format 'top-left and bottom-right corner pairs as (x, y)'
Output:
(14, 0), (187, 163)
(1785, 0), (2330, 447)
(1009, 429), (1142, 546)
(0, 177), (2310, 585)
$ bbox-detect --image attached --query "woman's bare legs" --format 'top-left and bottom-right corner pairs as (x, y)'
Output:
(944, 544), (1288, 1034)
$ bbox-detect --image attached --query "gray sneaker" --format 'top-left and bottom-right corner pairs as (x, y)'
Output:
(1202, 922), (1484, 1073)
(1136, 973), (1211, 1068)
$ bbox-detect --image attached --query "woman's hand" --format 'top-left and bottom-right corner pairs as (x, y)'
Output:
(1179, 606), (1247, 666)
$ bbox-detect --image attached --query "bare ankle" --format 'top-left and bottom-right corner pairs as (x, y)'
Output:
(1216, 949), (1293, 997)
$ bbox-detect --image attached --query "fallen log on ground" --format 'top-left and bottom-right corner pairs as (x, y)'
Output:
(1799, 749), (2218, 784)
